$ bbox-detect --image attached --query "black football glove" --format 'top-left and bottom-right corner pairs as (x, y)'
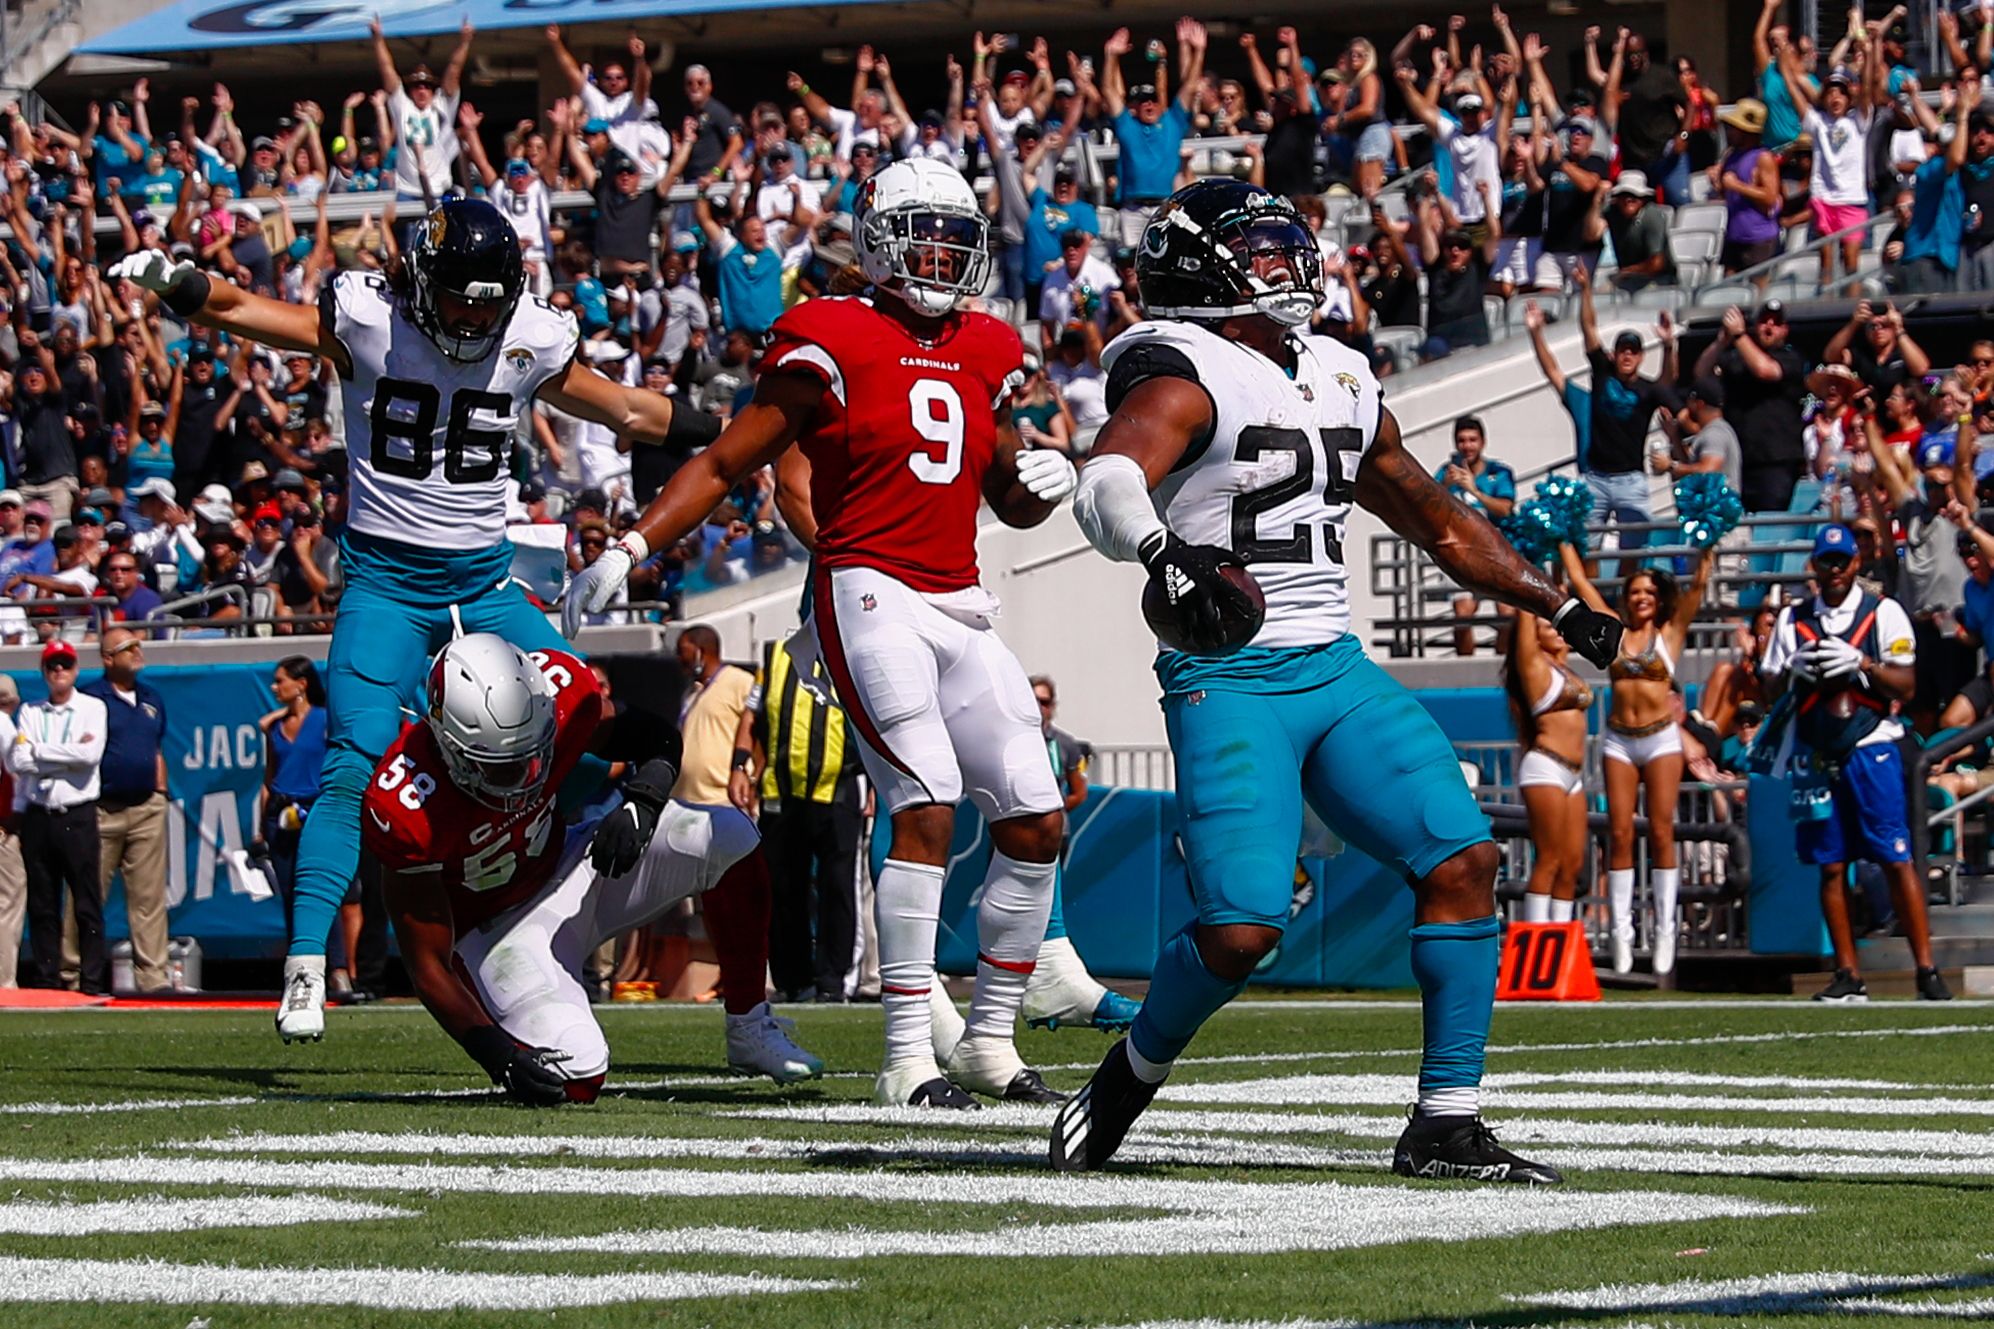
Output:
(587, 756), (677, 877)
(463, 1026), (572, 1107)
(1553, 597), (1624, 669)
(1141, 533), (1263, 656)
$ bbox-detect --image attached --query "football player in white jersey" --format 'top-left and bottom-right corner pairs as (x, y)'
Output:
(111, 198), (722, 1043)
(1054, 180), (1623, 1182)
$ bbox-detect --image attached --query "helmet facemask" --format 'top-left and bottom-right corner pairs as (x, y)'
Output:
(863, 207), (991, 317)
(1220, 214), (1324, 327)
(411, 268), (517, 362)
(436, 739), (551, 813)
(1140, 196), (1325, 327)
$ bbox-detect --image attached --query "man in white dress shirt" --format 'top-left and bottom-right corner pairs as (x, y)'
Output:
(7, 639), (108, 993)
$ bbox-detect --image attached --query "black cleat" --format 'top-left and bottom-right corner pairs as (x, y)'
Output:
(1812, 969), (1870, 1003)
(1917, 966), (1955, 1001)
(1391, 1109), (1563, 1185)
(908, 1076), (981, 1110)
(1001, 1067), (1069, 1104)
(1049, 1039), (1158, 1172)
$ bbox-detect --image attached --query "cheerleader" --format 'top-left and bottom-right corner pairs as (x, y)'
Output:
(1504, 545), (1595, 922)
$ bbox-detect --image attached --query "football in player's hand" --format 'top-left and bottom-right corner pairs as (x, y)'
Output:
(1141, 550), (1266, 657)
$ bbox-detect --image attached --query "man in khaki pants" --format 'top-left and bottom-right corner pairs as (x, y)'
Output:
(0, 675), (23, 987)
(67, 628), (170, 991)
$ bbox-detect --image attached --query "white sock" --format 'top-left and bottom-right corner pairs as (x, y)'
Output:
(1652, 867), (1681, 933)
(875, 859), (945, 1067)
(1520, 893), (1551, 923)
(1549, 897), (1575, 923)
(965, 852), (1057, 1042)
(1126, 1039), (1174, 1085)
(1417, 1085), (1481, 1117)
(1608, 868), (1636, 935)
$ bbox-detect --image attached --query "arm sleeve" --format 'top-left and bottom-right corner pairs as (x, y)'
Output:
(1876, 598), (1917, 665)
(1104, 338), (1217, 467)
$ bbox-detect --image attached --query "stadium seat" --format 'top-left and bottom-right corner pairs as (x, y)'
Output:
(1511, 293), (1563, 326)
(1483, 294), (1506, 333)
(1770, 253), (1825, 289)
(1632, 286), (1688, 314)
(1675, 259), (1709, 288)
(1694, 280), (1757, 311)
(1669, 230), (1721, 264)
(1373, 325), (1424, 371)
(1674, 203), (1728, 236)
(1686, 173), (1715, 203)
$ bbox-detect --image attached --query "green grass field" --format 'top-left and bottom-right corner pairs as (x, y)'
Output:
(2, 995), (1992, 1327)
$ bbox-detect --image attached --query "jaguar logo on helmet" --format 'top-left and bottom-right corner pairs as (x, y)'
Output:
(427, 209), (448, 248)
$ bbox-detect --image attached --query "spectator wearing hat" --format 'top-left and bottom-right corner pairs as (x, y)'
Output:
(127, 479), (200, 594)
(1696, 300), (1809, 512)
(1011, 353), (1077, 457)
(1902, 98), (1994, 294)
(1047, 326), (1107, 442)
(8, 639), (109, 994)
(1604, 172), (1677, 293)
(1805, 363), (1865, 489)
(1397, 67), (1501, 245)
(1539, 115), (1608, 288)
(13, 335), (78, 521)
(7, 525), (99, 641)
(1715, 99), (1782, 275)
(1025, 161), (1101, 317)
(79, 627), (169, 992)
(0, 502), (55, 599)
(1871, 426), (1976, 729)
(546, 26), (658, 168)
(1418, 213), (1501, 352)
(0, 674), (20, 986)
(245, 502), (287, 588)
(170, 344), (232, 502)
(1781, 58), (1876, 285)
(1566, 266), (1676, 541)
(1614, 31), (1693, 204)
(86, 98), (149, 199)
(1823, 298), (1931, 396)
(371, 15), (473, 203)
(1100, 20), (1207, 245)
(1660, 376), (1743, 494)
(0, 492), (21, 548)
(751, 145), (820, 254)
(1761, 524), (1946, 1003)
(644, 250), (710, 376)
(187, 523), (254, 623)
(1038, 229), (1120, 351)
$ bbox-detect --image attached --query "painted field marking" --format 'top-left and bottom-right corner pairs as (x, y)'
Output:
(0, 1096), (257, 1117)
(1516, 1268), (1994, 1317)
(727, 1103), (1994, 1159)
(0, 1256), (841, 1309)
(1156, 1074), (1994, 1116)
(457, 1180), (1795, 1260)
(0, 1194), (413, 1235)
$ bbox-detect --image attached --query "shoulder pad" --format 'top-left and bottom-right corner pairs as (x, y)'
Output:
(1104, 336), (1217, 472)
(509, 296), (582, 367)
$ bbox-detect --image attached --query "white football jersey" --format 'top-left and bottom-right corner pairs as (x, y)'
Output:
(1102, 320), (1384, 649)
(324, 270), (580, 551)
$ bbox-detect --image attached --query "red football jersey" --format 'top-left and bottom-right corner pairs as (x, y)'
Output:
(363, 648), (603, 936)
(761, 296), (1026, 593)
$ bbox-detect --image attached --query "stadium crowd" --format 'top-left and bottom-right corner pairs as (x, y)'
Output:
(2, 3), (1994, 999)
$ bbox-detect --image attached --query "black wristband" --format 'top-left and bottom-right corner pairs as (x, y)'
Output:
(665, 403), (723, 448)
(731, 747), (754, 771)
(162, 269), (212, 318)
(460, 1024), (516, 1082)
(624, 756), (679, 808)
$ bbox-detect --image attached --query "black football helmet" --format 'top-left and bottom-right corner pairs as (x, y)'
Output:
(1135, 179), (1323, 327)
(405, 197), (525, 362)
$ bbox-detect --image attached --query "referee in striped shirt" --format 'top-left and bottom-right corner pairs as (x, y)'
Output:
(730, 638), (864, 1003)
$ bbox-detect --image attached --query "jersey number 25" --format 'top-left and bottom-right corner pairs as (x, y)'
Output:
(1231, 426), (1364, 564)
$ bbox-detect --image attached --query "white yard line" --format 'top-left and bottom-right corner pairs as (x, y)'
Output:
(1516, 1268), (1994, 1315)
(0, 1096), (257, 1116)
(1156, 1074), (1994, 1116)
(0, 1195), (412, 1235)
(0, 1256), (841, 1309)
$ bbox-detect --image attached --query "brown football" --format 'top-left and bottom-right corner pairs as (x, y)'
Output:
(1142, 561), (1267, 656)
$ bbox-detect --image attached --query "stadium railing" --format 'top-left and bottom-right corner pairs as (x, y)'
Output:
(1910, 710), (1994, 908)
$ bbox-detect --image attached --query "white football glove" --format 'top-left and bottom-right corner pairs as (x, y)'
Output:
(561, 539), (638, 640)
(1016, 447), (1078, 504)
(1815, 636), (1865, 680)
(1788, 641), (1825, 684)
(110, 249), (194, 294)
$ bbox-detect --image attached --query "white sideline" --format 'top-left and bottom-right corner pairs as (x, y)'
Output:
(1156, 1074), (1994, 1116)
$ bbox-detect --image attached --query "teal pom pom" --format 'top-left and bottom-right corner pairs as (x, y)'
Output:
(1533, 475), (1595, 549)
(1674, 473), (1743, 549)
(1502, 499), (1568, 566)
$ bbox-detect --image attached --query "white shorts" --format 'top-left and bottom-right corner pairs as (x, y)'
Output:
(453, 799), (759, 1088)
(1600, 723), (1684, 769)
(808, 565), (1063, 823)
(1517, 748), (1585, 795)
(1492, 237), (1545, 288)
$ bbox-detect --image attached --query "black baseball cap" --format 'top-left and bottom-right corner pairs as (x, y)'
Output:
(1688, 374), (1726, 408)
(1130, 83), (1160, 103)
(575, 487), (609, 511)
(1756, 298), (1787, 323)
(1613, 330), (1645, 354)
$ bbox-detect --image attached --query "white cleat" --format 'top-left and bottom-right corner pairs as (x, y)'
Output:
(1023, 936), (1110, 1027)
(945, 1034), (1067, 1103)
(1652, 924), (1679, 978)
(929, 983), (967, 1063)
(725, 1002), (824, 1084)
(875, 1056), (977, 1109)
(1610, 928), (1635, 976)
(276, 955), (326, 1044)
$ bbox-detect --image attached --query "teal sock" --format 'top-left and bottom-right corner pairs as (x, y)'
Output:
(1042, 866), (1068, 943)
(1128, 924), (1248, 1068)
(1408, 914), (1500, 1112)
(288, 748), (371, 956)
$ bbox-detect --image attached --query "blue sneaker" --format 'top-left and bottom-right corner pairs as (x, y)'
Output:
(1087, 989), (1142, 1032)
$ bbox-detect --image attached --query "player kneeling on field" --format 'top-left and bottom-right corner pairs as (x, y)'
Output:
(368, 634), (821, 1104)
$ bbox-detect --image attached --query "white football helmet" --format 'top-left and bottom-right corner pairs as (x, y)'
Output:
(425, 633), (557, 812)
(855, 157), (992, 317)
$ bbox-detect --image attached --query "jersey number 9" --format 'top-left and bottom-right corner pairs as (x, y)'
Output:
(370, 378), (512, 484)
